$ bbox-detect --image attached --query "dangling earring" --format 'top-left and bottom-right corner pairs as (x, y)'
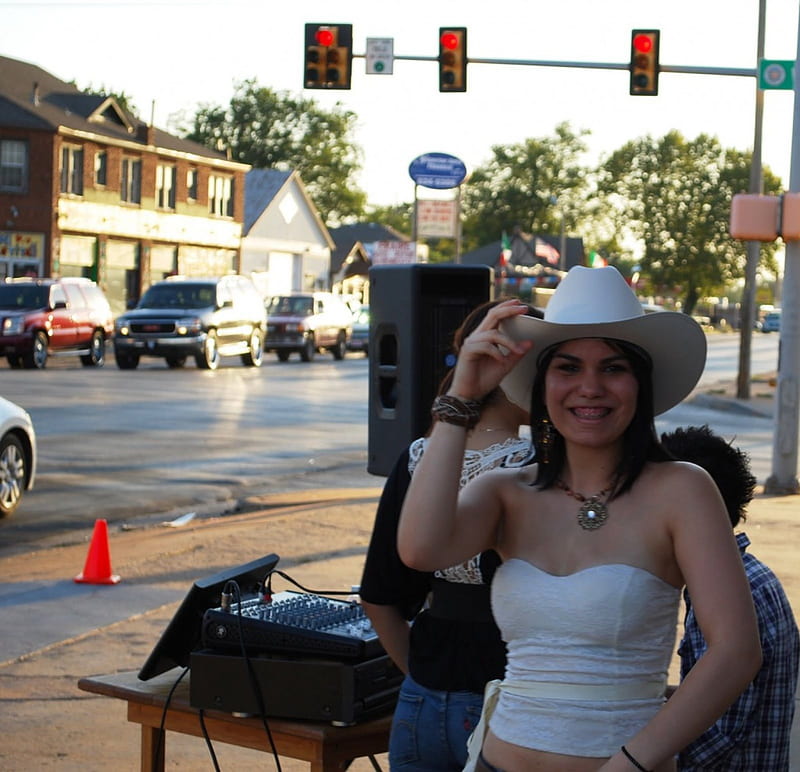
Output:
(538, 415), (556, 464)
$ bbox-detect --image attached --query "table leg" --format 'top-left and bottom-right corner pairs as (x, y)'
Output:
(140, 725), (165, 772)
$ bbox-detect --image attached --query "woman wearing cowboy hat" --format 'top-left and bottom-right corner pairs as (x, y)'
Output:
(397, 266), (761, 772)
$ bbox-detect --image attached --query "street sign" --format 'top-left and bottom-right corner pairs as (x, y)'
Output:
(366, 38), (393, 74)
(759, 59), (795, 90)
(408, 153), (467, 189)
(417, 198), (458, 238)
(371, 241), (417, 264)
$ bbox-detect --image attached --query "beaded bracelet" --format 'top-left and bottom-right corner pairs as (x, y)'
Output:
(620, 745), (652, 772)
(430, 394), (482, 429)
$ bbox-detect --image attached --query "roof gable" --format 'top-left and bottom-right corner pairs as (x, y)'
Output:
(244, 168), (293, 232)
(244, 168), (333, 249)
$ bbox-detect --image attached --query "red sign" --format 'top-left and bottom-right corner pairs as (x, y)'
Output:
(371, 241), (417, 265)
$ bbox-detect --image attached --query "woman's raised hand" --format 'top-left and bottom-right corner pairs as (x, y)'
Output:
(448, 299), (533, 402)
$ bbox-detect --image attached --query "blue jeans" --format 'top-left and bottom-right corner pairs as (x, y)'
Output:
(389, 673), (483, 771)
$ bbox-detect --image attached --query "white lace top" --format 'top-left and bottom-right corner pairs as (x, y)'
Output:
(407, 435), (532, 584)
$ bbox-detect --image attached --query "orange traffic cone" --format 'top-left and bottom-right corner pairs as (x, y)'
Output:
(74, 519), (120, 584)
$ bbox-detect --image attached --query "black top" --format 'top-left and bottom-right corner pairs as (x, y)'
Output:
(359, 447), (507, 694)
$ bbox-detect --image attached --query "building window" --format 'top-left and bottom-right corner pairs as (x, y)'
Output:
(209, 174), (234, 217)
(156, 163), (176, 209)
(0, 139), (27, 192)
(60, 144), (84, 195)
(94, 151), (107, 186)
(121, 157), (142, 204)
(187, 168), (198, 200)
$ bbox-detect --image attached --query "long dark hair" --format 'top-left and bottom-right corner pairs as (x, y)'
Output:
(530, 338), (670, 498)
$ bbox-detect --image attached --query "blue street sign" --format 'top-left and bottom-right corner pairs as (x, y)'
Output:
(408, 152), (467, 189)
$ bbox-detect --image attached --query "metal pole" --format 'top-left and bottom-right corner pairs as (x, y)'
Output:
(455, 186), (462, 264)
(736, 0), (767, 399)
(764, 7), (800, 494)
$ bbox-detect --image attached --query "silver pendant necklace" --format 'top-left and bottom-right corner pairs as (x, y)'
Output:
(556, 480), (611, 531)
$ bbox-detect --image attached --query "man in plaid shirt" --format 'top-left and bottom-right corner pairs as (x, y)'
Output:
(662, 426), (800, 771)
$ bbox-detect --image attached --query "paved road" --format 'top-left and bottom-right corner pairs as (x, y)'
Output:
(0, 355), (373, 554)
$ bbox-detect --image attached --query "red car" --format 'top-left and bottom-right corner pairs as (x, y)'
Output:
(0, 277), (114, 369)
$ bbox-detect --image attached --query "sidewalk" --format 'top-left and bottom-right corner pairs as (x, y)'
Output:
(1, 375), (798, 770)
(0, 487), (387, 771)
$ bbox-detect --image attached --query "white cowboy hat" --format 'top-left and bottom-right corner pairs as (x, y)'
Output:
(500, 266), (707, 416)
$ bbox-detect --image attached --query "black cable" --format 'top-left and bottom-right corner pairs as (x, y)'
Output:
(153, 666), (188, 766)
(198, 709), (221, 771)
(228, 580), (283, 772)
(269, 569), (354, 597)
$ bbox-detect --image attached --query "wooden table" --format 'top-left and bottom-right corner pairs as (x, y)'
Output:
(78, 670), (391, 771)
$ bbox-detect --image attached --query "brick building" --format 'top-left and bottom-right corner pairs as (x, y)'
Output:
(0, 55), (249, 314)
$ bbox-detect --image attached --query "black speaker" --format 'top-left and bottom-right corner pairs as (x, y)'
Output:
(367, 264), (493, 476)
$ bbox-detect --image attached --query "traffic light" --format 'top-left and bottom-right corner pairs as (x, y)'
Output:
(439, 27), (467, 92)
(304, 24), (353, 89)
(629, 29), (660, 96)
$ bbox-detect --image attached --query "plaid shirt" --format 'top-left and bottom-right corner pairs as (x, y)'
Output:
(677, 533), (800, 771)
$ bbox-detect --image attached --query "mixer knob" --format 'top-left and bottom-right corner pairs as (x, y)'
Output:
(213, 624), (228, 639)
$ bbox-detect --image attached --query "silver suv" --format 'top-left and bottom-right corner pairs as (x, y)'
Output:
(265, 292), (353, 362)
(113, 275), (267, 370)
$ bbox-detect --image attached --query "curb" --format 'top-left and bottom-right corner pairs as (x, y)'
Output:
(689, 392), (775, 418)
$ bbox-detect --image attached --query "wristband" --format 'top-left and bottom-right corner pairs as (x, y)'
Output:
(430, 394), (482, 429)
(621, 745), (652, 772)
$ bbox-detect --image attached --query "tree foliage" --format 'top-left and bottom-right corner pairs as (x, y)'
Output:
(366, 203), (413, 236)
(596, 131), (782, 313)
(460, 122), (591, 252)
(184, 79), (366, 226)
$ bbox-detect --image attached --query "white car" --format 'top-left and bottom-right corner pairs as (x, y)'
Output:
(0, 395), (36, 516)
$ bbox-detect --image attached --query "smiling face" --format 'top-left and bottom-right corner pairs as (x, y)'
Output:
(544, 338), (639, 451)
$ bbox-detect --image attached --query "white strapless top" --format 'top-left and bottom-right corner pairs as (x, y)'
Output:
(489, 559), (681, 757)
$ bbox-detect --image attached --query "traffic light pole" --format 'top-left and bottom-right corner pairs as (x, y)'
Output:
(765, 8), (800, 495)
(353, 51), (756, 79)
(737, 0), (766, 401)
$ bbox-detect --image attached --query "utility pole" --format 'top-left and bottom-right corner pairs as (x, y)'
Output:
(765, 7), (800, 495)
(736, 0), (766, 400)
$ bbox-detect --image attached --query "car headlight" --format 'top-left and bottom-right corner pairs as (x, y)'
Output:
(115, 319), (130, 336)
(176, 317), (203, 335)
(2, 317), (24, 335)
(285, 322), (307, 333)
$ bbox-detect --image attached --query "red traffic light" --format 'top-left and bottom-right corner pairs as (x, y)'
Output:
(438, 27), (467, 92)
(440, 32), (459, 51)
(315, 28), (334, 47)
(629, 29), (660, 96)
(632, 34), (653, 54)
(304, 23), (353, 90)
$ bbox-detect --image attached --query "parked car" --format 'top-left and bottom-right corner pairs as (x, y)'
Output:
(347, 304), (370, 356)
(113, 275), (266, 370)
(265, 292), (352, 362)
(0, 395), (36, 516)
(0, 277), (114, 369)
(761, 310), (781, 333)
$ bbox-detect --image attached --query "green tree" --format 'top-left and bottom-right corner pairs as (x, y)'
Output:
(596, 131), (782, 313)
(366, 203), (413, 236)
(185, 79), (366, 226)
(460, 122), (591, 252)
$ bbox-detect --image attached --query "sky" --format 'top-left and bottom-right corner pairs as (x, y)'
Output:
(2, 0), (799, 208)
